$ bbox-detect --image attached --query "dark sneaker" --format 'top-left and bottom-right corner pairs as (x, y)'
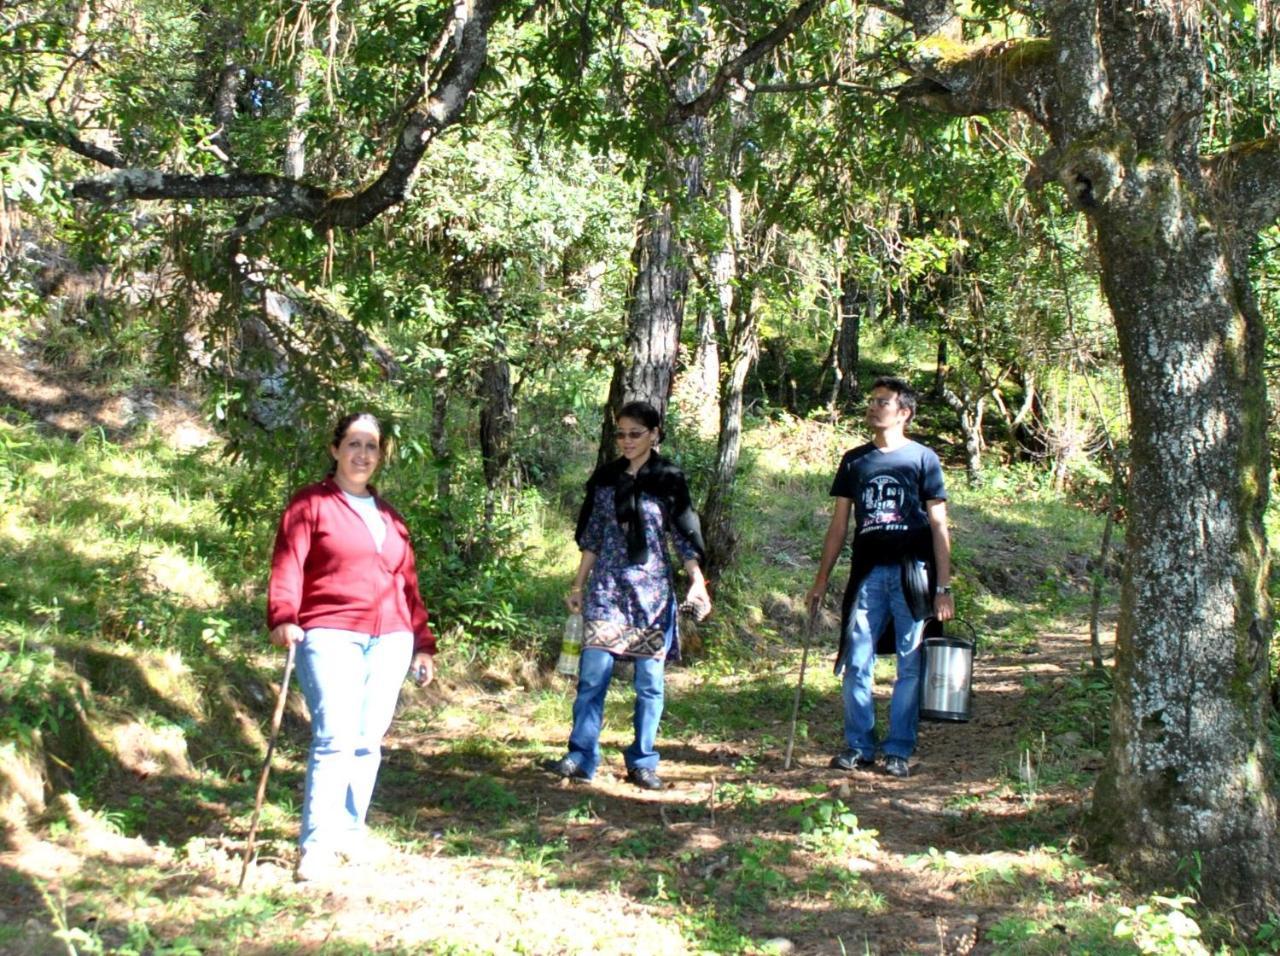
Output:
(829, 751), (876, 772)
(546, 756), (590, 781)
(626, 766), (664, 790)
(884, 756), (911, 778)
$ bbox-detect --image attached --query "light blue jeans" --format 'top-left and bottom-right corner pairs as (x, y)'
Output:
(566, 648), (664, 778)
(294, 628), (414, 854)
(841, 563), (925, 760)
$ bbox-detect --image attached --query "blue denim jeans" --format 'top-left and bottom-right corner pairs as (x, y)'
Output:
(840, 563), (925, 760)
(566, 648), (664, 778)
(294, 628), (414, 854)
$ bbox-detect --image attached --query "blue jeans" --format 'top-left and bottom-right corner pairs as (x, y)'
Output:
(840, 563), (925, 760)
(566, 648), (664, 778)
(294, 628), (414, 854)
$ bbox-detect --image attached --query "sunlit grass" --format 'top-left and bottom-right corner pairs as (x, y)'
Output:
(909, 845), (1101, 904)
(1, 421), (260, 652)
(0, 395), (1191, 956)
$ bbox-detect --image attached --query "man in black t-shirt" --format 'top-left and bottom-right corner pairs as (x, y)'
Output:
(805, 377), (954, 779)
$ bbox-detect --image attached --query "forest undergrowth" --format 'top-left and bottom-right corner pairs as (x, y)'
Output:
(1, 361), (1278, 955)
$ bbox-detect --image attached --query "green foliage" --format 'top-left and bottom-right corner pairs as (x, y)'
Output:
(1019, 667), (1113, 753)
(458, 775), (522, 817)
(611, 826), (674, 861)
(1112, 896), (1210, 956)
(724, 837), (793, 912)
(1255, 914), (1280, 953)
(0, 636), (81, 739)
(713, 778), (778, 815)
(790, 796), (858, 834)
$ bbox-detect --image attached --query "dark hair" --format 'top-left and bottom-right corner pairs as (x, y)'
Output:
(871, 376), (918, 423)
(616, 400), (663, 442)
(327, 412), (387, 476)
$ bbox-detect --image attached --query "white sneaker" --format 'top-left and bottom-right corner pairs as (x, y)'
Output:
(339, 835), (395, 867)
(293, 849), (339, 883)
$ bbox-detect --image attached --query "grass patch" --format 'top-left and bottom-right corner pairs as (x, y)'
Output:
(5, 394), (1228, 955)
(988, 892), (1216, 955)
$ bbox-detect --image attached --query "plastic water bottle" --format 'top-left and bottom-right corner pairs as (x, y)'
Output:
(556, 613), (583, 677)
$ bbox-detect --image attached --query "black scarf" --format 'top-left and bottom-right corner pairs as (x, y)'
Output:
(575, 452), (706, 565)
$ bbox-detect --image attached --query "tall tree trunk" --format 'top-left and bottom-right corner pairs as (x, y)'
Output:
(478, 347), (514, 524)
(197, 3), (246, 164)
(940, 383), (983, 480)
(595, 50), (708, 465)
(701, 287), (758, 580)
(1064, 8), (1276, 913)
(429, 379), (455, 557)
(834, 271), (862, 408)
(1088, 193), (1276, 913)
(596, 177), (694, 466)
(933, 337), (948, 398)
(898, 2), (1280, 911)
(284, 56), (311, 179)
(476, 262), (515, 522)
(688, 300), (721, 435)
(700, 183), (756, 579)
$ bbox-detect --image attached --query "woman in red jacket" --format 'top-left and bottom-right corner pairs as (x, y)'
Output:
(267, 412), (435, 882)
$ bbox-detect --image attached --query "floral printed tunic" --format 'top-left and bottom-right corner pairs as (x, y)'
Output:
(578, 484), (702, 661)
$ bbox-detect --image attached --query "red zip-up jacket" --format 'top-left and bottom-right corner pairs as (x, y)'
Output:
(267, 479), (435, 654)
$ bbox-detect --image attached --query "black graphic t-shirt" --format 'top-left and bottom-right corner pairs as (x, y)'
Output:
(829, 440), (947, 564)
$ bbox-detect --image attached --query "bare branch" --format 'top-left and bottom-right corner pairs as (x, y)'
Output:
(746, 20), (911, 97)
(750, 77), (890, 95)
(72, 169), (328, 209)
(666, 0), (825, 124)
(62, 0), (511, 232)
(13, 116), (125, 168)
(325, 0), (504, 229)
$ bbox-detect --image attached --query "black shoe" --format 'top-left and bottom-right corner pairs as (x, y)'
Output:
(884, 755), (911, 778)
(829, 751), (876, 772)
(626, 766), (664, 790)
(546, 756), (590, 781)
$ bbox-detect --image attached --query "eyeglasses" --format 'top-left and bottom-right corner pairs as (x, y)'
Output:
(866, 397), (898, 409)
(615, 429), (649, 440)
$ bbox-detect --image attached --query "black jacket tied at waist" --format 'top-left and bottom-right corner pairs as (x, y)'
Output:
(835, 525), (940, 672)
(575, 452), (706, 566)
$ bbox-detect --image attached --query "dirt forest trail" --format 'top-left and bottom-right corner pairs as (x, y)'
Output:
(256, 625), (1106, 955)
(0, 616), (1112, 956)
(0, 349), (1124, 955)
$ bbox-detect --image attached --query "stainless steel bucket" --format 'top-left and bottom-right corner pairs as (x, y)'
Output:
(920, 620), (977, 723)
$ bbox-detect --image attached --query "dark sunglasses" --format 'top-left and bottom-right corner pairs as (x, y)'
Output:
(614, 429), (650, 440)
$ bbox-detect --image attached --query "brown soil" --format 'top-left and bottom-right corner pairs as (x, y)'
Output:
(0, 351), (1110, 953)
(0, 627), (1107, 955)
(395, 628), (1103, 956)
(0, 350), (214, 448)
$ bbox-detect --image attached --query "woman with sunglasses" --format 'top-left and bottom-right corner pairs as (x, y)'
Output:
(549, 400), (710, 790)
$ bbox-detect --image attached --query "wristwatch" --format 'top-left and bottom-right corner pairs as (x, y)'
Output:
(936, 585), (952, 595)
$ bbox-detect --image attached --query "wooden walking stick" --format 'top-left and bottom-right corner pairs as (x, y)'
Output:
(238, 640), (295, 889)
(783, 606), (818, 771)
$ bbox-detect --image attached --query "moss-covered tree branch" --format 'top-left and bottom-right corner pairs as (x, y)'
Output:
(1205, 137), (1280, 238)
(895, 37), (1055, 126)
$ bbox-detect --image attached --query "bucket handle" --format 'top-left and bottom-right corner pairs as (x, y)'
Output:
(939, 617), (978, 656)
